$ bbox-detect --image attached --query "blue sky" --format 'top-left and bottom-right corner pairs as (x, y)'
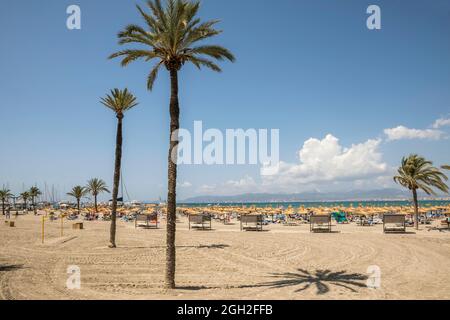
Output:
(1, 0), (449, 201)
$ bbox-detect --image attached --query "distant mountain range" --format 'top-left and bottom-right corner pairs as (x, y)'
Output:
(181, 188), (446, 203)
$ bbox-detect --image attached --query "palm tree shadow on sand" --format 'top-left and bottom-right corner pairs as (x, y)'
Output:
(179, 269), (368, 294)
(0, 264), (23, 272)
(240, 269), (368, 295)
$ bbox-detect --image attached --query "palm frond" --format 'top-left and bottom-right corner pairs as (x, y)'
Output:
(187, 56), (222, 72)
(67, 186), (88, 200)
(29, 186), (42, 197)
(109, 0), (235, 91)
(147, 62), (164, 90)
(86, 178), (110, 196)
(187, 45), (235, 61)
(100, 88), (139, 115)
(394, 154), (449, 195)
(0, 188), (13, 201)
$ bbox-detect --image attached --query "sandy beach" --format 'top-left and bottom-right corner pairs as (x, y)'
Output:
(1, 213), (449, 300)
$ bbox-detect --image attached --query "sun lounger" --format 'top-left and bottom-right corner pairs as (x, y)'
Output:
(355, 217), (373, 226)
(284, 214), (305, 226)
(310, 215), (332, 233)
(383, 214), (406, 233)
(440, 219), (450, 229)
(135, 213), (158, 229)
(240, 215), (264, 232)
(188, 214), (212, 230)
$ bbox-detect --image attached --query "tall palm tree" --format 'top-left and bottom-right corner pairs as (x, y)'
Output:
(29, 186), (42, 215)
(109, 0), (235, 289)
(67, 186), (88, 214)
(100, 88), (139, 248)
(0, 188), (13, 216)
(394, 155), (449, 230)
(86, 178), (110, 213)
(20, 191), (30, 212)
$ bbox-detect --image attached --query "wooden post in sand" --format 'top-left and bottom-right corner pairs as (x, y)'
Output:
(41, 216), (45, 244)
(60, 215), (63, 237)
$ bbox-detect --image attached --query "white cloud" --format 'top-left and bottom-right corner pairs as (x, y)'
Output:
(197, 175), (259, 195)
(198, 184), (217, 193)
(224, 175), (257, 189)
(178, 181), (192, 188)
(263, 135), (388, 189)
(384, 126), (444, 141)
(433, 117), (450, 129)
(191, 135), (391, 196)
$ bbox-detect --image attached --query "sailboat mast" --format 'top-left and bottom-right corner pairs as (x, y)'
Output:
(120, 171), (124, 202)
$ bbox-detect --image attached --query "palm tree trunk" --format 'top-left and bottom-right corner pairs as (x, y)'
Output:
(77, 198), (80, 214)
(412, 188), (419, 230)
(165, 68), (180, 289)
(94, 195), (98, 213)
(32, 196), (36, 215)
(109, 115), (123, 249)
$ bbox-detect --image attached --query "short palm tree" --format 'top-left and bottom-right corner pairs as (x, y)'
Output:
(109, 0), (235, 289)
(29, 186), (42, 215)
(20, 191), (30, 211)
(394, 155), (449, 230)
(67, 186), (88, 214)
(0, 188), (13, 216)
(100, 88), (138, 248)
(86, 178), (110, 213)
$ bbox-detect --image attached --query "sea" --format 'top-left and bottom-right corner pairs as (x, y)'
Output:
(178, 200), (450, 209)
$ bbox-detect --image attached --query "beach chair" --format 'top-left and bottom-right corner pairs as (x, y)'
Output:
(284, 214), (303, 226)
(135, 213), (159, 229)
(356, 216), (373, 227)
(310, 215), (332, 233)
(188, 214), (212, 230)
(240, 215), (264, 232)
(383, 214), (406, 233)
(439, 219), (450, 230)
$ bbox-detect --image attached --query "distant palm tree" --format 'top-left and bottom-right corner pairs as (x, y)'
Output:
(20, 191), (30, 211)
(100, 88), (139, 248)
(29, 186), (42, 215)
(67, 186), (88, 214)
(394, 155), (449, 230)
(109, 0), (235, 289)
(442, 165), (450, 170)
(86, 178), (110, 213)
(0, 188), (13, 216)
